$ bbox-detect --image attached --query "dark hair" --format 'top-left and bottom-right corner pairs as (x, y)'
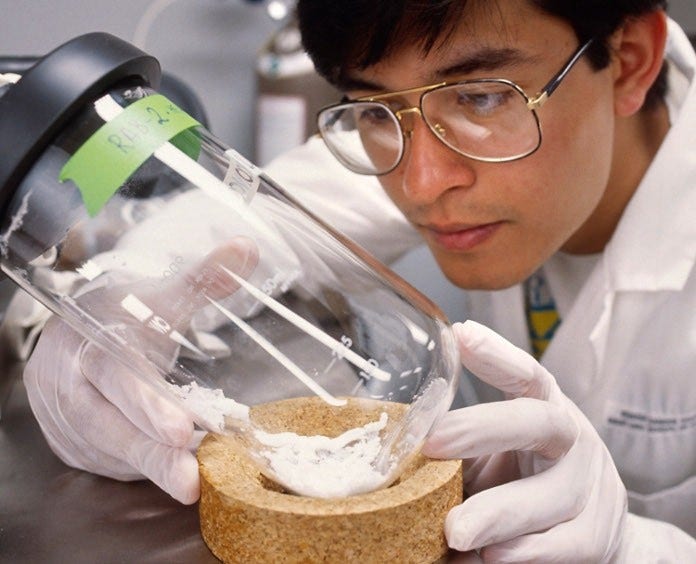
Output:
(297, 0), (668, 110)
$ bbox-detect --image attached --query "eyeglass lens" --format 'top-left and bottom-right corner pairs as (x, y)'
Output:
(318, 103), (403, 174)
(318, 81), (542, 175)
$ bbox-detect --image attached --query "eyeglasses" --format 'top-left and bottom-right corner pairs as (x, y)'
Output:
(317, 39), (594, 175)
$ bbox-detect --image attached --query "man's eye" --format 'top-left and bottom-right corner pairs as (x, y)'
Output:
(357, 105), (392, 124)
(457, 90), (513, 114)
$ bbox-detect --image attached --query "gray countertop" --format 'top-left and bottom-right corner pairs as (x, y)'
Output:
(0, 363), (218, 564)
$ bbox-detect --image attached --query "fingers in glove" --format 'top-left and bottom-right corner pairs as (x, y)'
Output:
(423, 398), (578, 460)
(453, 321), (557, 401)
(478, 463), (626, 564)
(444, 449), (594, 553)
(129, 441), (200, 505)
(25, 361), (141, 479)
(479, 519), (614, 564)
(79, 341), (193, 447)
(28, 360), (199, 504)
(443, 434), (598, 553)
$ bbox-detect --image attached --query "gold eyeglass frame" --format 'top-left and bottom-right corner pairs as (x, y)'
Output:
(317, 38), (595, 175)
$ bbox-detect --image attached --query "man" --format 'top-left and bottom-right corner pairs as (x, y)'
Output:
(269, 0), (695, 558)
(23, 1), (695, 561)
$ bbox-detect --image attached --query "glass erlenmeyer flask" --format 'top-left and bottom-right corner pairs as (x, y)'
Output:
(0, 33), (460, 497)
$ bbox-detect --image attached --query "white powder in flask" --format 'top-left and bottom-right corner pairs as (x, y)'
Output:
(168, 381), (250, 431)
(254, 412), (395, 498)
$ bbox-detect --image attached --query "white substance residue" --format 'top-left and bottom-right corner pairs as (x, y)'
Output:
(168, 381), (249, 432)
(255, 412), (394, 498)
(0, 190), (32, 257)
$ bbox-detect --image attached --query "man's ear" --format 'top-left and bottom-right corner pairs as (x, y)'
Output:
(611, 10), (668, 117)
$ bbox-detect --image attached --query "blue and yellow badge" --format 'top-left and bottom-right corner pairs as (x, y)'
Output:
(524, 270), (561, 359)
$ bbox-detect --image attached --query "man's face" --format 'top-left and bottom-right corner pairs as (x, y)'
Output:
(343, 1), (618, 289)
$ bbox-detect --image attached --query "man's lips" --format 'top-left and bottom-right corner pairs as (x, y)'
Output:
(421, 221), (505, 251)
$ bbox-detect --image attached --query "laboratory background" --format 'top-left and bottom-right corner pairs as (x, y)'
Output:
(1, 0), (695, 320)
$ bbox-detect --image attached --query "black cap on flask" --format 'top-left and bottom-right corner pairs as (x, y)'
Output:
(0, 32), (161, 219)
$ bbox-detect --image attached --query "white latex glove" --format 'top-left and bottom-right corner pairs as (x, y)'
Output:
(24, 240), (257, 504)
(423, 320), (627, 563)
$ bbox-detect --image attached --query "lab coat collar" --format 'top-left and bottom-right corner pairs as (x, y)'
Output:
(604, 20), (696, 293)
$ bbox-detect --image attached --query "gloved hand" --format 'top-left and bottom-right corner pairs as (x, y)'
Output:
(423, 320), (627, 563)
(24, 240), (257, 504)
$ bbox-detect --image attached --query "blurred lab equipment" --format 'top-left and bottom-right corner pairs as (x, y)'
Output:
(0, 32), (459, 504)
(0, 55), (209, 134)
(254, 11), (339, 164)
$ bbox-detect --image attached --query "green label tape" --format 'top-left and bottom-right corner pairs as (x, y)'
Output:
(60, 94), (201, 216)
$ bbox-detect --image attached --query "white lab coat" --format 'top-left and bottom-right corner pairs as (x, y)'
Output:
(265, 18), (696, 553)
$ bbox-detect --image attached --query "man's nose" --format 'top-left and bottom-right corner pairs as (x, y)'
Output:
(398, 112), (477, 204)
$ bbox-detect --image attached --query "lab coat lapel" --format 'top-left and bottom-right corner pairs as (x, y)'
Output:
(472, 261), (614, 405)
(541, 257), (613, 404)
